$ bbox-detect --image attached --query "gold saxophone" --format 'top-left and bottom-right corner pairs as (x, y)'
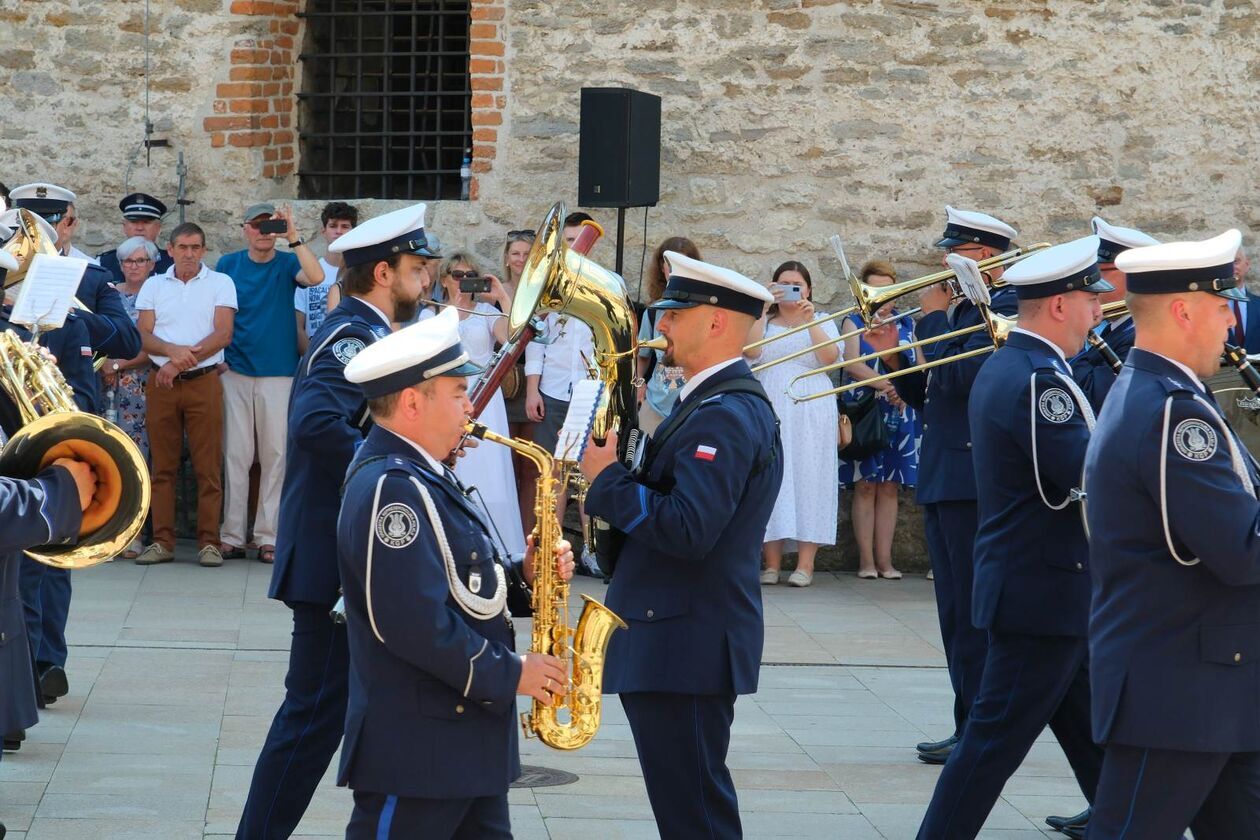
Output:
(465, 420), (626, 751)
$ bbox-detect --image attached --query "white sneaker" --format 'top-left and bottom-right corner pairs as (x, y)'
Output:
(135, 543), (174, 565)
(788, 570), (813, 587)
(760, 570), (779, 586)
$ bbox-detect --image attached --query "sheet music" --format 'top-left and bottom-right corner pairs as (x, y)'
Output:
(10, 254), (87, 330)
(554, 378), (605, 462)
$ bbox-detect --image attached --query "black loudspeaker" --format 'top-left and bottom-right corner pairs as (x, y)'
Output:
(578, 87), (661, 208)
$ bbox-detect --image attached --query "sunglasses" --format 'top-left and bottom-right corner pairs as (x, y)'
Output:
(506, 229), (536, 239)
(449, 270), (480, 279)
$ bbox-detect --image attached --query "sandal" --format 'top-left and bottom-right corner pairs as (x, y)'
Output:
(219, 544), (246, 560)
(258, 545), (275, 564)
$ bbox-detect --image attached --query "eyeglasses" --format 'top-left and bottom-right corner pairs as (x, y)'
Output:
(449, 270), (480, 279)
(121, 257), (154, 266)
(506, 229), (536, 239)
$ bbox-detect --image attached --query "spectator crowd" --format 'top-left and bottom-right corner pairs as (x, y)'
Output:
(3, 183), (919, 584)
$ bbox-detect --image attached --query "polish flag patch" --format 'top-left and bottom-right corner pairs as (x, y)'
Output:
(694, 444), (717, 461)
(80, 346), (93, 357)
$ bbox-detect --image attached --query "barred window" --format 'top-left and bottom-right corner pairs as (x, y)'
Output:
(297, 0), (472, 200)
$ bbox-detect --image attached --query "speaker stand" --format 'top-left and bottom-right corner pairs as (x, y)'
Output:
(614, 207), (627, 276)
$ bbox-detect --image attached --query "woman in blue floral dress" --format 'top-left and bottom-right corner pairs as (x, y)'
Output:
(99, 236), (155, 558)
(838, 260), (921, 579)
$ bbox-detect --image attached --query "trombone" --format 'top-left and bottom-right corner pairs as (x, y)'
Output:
(747, 243), (1051, 374)
(785, 300), (1129, 403)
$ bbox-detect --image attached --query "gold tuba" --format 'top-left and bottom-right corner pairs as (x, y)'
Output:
(0, 212), (151, 568)
(511, 203), (639, 443)
(465, 421), (626, 750)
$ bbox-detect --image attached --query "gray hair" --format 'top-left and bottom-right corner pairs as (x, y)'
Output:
(117, 236), (159, 263)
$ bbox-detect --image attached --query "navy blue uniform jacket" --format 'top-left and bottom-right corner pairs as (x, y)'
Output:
(336, 425), (532, 799)
(1085, 349), (1260, 753)
(893, 286), (1019, 505)
(0, 308), (98, 415)
(0, 465), (83, 732)
(270, 297), (391, 606)
(969, 330), (1093, 638)
(1070, 316), (1135, 411)
(584, 360), (783, 696)
(74, 263), (142, 360)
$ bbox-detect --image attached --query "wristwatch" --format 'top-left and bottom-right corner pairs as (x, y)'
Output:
(287, 238), (305, 248)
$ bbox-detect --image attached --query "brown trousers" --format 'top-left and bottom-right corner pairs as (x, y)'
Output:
(145, 370), (224, 549)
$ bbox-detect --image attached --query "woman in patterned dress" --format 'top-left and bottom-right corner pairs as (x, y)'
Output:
(99, 236), (156, 559)
(838, 260), (921, 579)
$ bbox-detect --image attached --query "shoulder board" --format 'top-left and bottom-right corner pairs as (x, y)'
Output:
(699, 394), (724, 407)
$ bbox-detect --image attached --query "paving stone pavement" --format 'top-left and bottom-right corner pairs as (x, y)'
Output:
(0, 547), (1087, 839)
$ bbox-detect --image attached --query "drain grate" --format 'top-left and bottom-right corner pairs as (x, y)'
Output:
(511, 765), (580, 788)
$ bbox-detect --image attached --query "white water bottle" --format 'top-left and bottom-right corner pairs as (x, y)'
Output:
(460, 150), (472, 200)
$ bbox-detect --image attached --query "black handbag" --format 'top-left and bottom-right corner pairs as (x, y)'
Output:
(838, 393), (890, 461)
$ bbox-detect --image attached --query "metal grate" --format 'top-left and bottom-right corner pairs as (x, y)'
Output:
(297, 0), (472, 200)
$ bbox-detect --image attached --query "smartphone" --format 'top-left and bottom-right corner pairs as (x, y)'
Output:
(776, 284), (802, 302)
(258, 218), (287, 235)
(459, 274), (492, 294)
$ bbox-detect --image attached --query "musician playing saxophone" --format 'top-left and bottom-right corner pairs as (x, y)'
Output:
(580, 253), (781, 840)
(336, 307), (574, 840)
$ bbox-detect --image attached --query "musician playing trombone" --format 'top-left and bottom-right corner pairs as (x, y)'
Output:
(917, 237), (1109, 839)
(882, 206), (1022, 766)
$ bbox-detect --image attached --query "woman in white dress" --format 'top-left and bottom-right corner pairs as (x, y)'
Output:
(752, 261), (841, 587)
(435, 253), (528, 559)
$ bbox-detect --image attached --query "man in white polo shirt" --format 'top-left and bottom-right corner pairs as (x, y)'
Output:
(134, 222), (238, 567)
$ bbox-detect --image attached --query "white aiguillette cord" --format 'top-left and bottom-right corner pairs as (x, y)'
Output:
(408, 476), (506, 620)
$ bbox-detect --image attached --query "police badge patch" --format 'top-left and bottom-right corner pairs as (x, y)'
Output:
(1038, 388), (1075, 423)
(332, 338), (366, 365)
(1173, 418), (1217, 461)
(375, 502), (419, 548)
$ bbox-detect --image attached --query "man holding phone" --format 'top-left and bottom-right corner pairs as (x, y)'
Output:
(215, 202), (325, 565)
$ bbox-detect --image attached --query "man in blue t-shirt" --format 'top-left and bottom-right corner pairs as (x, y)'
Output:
(215, 201), (324, 562)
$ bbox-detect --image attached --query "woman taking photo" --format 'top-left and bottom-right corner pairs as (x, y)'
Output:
(434, 252), (527, 559)
(753, 261), (840, 587)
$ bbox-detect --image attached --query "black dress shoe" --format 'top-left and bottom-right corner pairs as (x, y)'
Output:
(39, 664), (69, 701)
(916, 732), (959, 754)
(917, 748), (951, 765)
(1059, 826), (1085, 840)
(1, 818), (8, 838)
(2, 730), (22, 752)
(1046, 807), (1090, 832)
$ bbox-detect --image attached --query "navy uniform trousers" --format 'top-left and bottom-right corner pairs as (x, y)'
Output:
(918, 633), (1100, 838)
(621, 692), (740, 839)
(1087, 747), (1260, 840)
(347, 791), (510, 840)
(922, 501), (986, 734)
(235, 603), (348, 839)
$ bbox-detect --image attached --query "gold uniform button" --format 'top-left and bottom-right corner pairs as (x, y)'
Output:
(1076, 562), (1083, 570)
(456, 704), (465, 713)
(1235, 653), (1243, 663)
(646, 609), (655, 618)
(965, 441), (972, 449)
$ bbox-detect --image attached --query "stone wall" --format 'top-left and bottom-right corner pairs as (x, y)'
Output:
(4, 0), (1260, 569)
(3, 1), (1258, 290)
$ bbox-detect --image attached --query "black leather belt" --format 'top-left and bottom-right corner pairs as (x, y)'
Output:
(176, 365), (218, 381)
